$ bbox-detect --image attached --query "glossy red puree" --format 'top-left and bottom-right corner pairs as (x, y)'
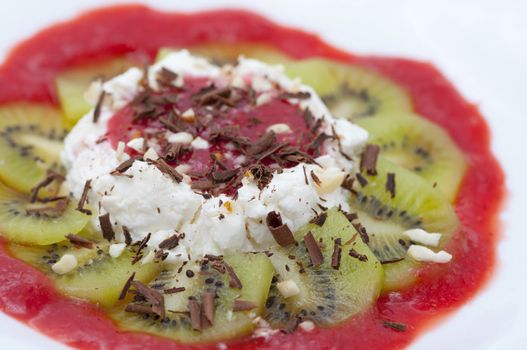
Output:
(0, 5), (504, 350)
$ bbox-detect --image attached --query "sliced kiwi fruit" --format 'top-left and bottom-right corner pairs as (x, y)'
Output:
(265, 209), (383, 328)
(283, 58), (412, 121)
(0, 181), (89, 245)
(357, 114), (467, 202)
(0, 104), (67, 196)
(55, 57), (138, 128)
(8, 242), (161, 307)
(156, 42), (290, 65)
(348, 157), (459, 292)
(111, 252), (274, 343)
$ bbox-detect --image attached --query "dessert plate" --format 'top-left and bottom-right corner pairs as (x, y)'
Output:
(0, 0), (525, 349)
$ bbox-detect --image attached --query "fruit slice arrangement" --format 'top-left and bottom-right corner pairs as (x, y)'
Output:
(0, 43), (466, 344)
(283, 58), (467, 202)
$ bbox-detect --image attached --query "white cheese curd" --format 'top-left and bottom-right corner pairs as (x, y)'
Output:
(61, 50), (368, 263)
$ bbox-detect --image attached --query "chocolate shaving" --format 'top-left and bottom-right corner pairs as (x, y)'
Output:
(76, 180), (92, 215)
(93, 91), (106, 123)
(266, 211), (296, 247)
(341, 175), (356, 194)
(355, 173), (368, 187)
(310, 170), (321, 186)
(346, 212), (358, 222)
(191, 179), (215, 191)
(225, 263), (243, 289)
(310, 211), (328, 226)
(65, 233), (94, 249)
(158, 235), (179, 250)
(349, 248), (368, 262)
(212, 168), (239, 183)
(156, 67), (178, 87)
(189, 298), (202, 331)
(302, 166), (309, 185)
(307, 133), (332, 154)
(152, 159), (183, 183)
(202, 292), (216, 324)
(382, 320), (407, 332)
(118, 272), (135, 300)
(360, 144), (380, 175)
(125, 303), (156, 315)
(331, 238), (342, 269)
(247, 131), (276, 156)
(132, 233), (151, 264)
(304, 231), (324, 266)
(131, 280), (165, 318)
(164, 287), (185, 294)
(352, 223), (369, 244)
(122, 226), (132, 245)
(155, 249), (168, 261)
(163, 143), (189, 162)
(113, 157), (137, 174)
(386, 172), (396, 198)
(233, 300), (257, 312)
(99, 213), (115, 241)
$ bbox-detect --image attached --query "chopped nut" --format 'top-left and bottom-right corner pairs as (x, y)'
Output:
(109, 243), (127, 258)
(313, 167), (346, 195)
(51, 254), (78, 275)
(407, 245), (452, 263)
(276, 280), (300, 299)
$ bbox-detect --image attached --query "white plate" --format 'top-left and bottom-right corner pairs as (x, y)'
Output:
(0, 0), (526, 349)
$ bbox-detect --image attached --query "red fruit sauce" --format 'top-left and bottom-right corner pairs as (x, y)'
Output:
(0, 5), (504, 350)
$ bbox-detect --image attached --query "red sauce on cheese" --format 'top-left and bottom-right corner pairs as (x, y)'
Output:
(0, 5), (505, 349)
(106, 77), (312, 181)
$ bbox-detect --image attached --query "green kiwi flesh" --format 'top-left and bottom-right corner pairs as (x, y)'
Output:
(0, 104), (67, 196)
(0, 182), (89, 245)
(357, 114), (467, 202)
(111, 252), (274, 344)
(8, 242), (161, 307)
(348, 157), (459, 292)
(156, 42), (290, 65)
(265, 209), (383, 328)
(283, 58), (413, 121)
(55, 57), (138, 128)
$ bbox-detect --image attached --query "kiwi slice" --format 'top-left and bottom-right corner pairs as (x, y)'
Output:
(0, 104), (67, 196)
(55, 57), (138, 128)
(357, 114), (467, 202)
(111, 252), (274, 343)
(348, 157), (459, 292)
(283, 58), (412, 121)
(265, 209), (383, 328)
(8, 242), (161, 307)
(156, 42), (290, 65)
(0, 182), (89, 245)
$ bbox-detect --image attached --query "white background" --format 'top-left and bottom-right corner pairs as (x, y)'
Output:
(0, 0), (526, 349)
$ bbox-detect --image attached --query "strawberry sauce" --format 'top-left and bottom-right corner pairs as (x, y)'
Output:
(0, 5), (504, 349)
